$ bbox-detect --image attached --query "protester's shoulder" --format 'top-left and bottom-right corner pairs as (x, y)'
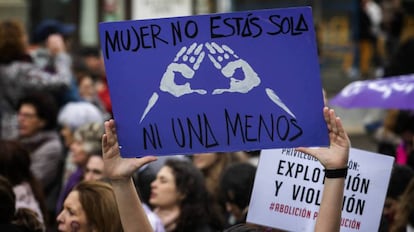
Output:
(39, 131), (64, 148)
(22, 131), (63, 151)
(0, 61), (36, 76)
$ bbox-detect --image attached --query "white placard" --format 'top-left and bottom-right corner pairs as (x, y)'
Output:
(247, 148), (394, 232)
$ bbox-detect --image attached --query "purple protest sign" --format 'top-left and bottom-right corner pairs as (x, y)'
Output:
(99, 7), (328, 158)
(329, 74), (414, 110)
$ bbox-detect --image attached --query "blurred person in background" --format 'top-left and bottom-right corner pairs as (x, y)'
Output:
(390, 178), (414, 232)
(0, 20), (72, 140)
(0, 175), (20, 231)
(0, 140), (47, 229)
(17, 92), (63, 228)
(77, 47), (112, 115)
(381, 0), (405, 65)
(360, 0), (383, 79)
(29, 19), (80, 107)
(30, 19), (75, 69)
(373, 38), (414, 159)
(192, 152), (248, 198)
(83, 154), (106, 182)
(384, 38), (414, 78)
(380, 164), (414, 232)
(57, 101), (104, 186)
(55, 122), (104, 216)
(0, 175), (44, 232)
(192, 152), (248, 227)
(219, 162), (257, 227)
(76, 73), (109, 118)
(374, 109), (401, 156)
(349, 0), (383, 79)
(393, 111), (414, 166)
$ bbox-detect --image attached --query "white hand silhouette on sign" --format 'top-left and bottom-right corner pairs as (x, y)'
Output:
(140, 42), (296, 123)
(159, 42), (207, 97)
(206, 42), (261, 95)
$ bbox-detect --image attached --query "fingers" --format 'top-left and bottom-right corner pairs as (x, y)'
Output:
(206, 42), (222, 69)
(174, 46), (187, 62)
(102, 119), (118, 153)
(102, 134), (108, 151)
(206, 42), (236, 70)
(323, 107), (339, 135)
(193, 44), (205, 71)
(222, 44), (239, 58)
(326, 109), (347, 140)
(104, 120), (115, 142)
(330, 110), (339, 135)
(324, 108), (350, 149)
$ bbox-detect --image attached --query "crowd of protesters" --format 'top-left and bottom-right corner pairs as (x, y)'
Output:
(1, 1), (414, 230)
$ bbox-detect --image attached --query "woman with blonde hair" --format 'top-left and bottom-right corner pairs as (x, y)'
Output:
(56, 181), (123, 232)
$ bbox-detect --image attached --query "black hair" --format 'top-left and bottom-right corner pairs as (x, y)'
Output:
(164, 159), (222, 231)
(0, 140), (48, 224)
(384, 38), (414, 77)
(18, 92), (58, 130)
(220, 162), (257, 209)
(386, 164), (414, 199)
(0, 175), (16, 223)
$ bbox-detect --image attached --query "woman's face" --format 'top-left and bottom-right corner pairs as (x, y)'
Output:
(57, 191), (90, 232)
(84, 156), (104, 181)
(150, 166), (183, 209)
(69, 140), (89, 166)
(78, 76), (95, 100)
(192, 152), (217, 170)
(60, 125), (74, 148)
(18, 104), (45, 137)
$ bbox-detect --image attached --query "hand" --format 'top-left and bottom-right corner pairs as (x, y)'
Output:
(159, 42), (207, 97)
(205, 42), (261, 94)
(46, 34), (66, 56)
(296, 107), (350, 169)
(102, 119), (157, 181)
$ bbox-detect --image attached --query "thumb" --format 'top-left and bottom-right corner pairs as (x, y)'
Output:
(131, 156), (158, 169)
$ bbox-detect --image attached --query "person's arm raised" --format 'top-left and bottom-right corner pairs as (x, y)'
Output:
(296, 107), (350, 232)
(102, 119), (157, 232)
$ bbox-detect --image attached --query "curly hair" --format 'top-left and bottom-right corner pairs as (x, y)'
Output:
(0, 20), (27, 64)
(164, 159), (219, 231)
